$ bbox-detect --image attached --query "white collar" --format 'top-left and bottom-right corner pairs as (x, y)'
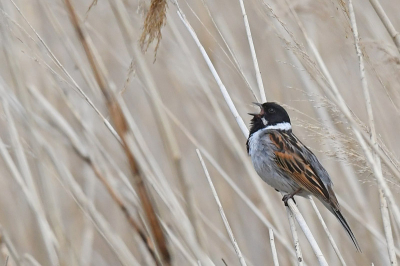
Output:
(265, 122), (292, 131)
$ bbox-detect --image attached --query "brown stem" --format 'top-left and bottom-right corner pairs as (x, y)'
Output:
(90, 161), (159, 265)
(63, 0), (171, 264)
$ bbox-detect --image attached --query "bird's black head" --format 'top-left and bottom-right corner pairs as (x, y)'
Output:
(248, 102), (291, 136)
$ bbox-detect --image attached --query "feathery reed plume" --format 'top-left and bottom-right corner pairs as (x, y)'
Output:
(140, 0), (168, 60)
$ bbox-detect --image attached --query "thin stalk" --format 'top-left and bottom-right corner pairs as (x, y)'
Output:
(0, 226), (21, 266)
(286, 200), (328, 266)
(286, 208), (304, 266)
(380, 189), (397, 266)
(63, 0), (170, 264)
(0, 135), (59, 265)
(38, 0), (101, 95)
(196, 209), (255, 266)
(196, 149), (247, 266)
(107, 0), (207, 259)
(3, 100), (41, 203)
(339, 198), (400, 256)
(237, 0), (266, 102)
(177, 9), (248, 137)
(368, 0), (400, 52)
(309, 197), (346, 266)
(269, 229), (279, 266)
(23, 254), (41, 266)
(8, 0), (120, 142)
(160, 220), (198, 265)
(29, 85), (158, 263)
(40, 138), (140, 266)
(198, 0), (258, 101)
(116, 93), (213, 265)
(348, 0), (397, 264)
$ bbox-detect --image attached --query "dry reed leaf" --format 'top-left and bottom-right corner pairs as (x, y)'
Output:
(139, 0), (168, 61)
(85, 0), (98, 20)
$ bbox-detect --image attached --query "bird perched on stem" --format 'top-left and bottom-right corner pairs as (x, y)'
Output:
(246, 102), (361, 252)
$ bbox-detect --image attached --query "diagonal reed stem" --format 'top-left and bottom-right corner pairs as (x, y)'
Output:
(63, 0), (170, 264)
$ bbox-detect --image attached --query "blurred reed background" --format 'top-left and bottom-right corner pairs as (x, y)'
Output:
(0, 0), (399, 265)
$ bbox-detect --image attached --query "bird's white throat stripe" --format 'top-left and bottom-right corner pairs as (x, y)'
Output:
(261, 117), (268, 126)
(265, 122), (292, 131)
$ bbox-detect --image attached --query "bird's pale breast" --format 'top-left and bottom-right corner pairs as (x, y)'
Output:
(248, 128), (301, 194)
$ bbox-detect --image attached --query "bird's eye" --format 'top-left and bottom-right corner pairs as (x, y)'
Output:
(268, 108), (275, 114)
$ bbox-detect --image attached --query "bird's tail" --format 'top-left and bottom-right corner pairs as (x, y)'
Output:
(331, 207), (362, 252)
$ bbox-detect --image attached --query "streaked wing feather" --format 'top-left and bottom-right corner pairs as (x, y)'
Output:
(269, 130), (360, 251)
(269, 131), (331, 201)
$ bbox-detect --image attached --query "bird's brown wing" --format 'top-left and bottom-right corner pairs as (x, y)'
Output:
(269, 130), (332, 202)
(269, 131), (360, 250)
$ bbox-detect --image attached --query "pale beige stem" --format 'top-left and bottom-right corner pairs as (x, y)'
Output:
(196, 149), (247, 266)
(348, 0), (398, 263)
(369, 0), (400, 52)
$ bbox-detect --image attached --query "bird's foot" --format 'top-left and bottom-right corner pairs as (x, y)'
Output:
(282, 188), (302, 206)
(282, 194), (296, 206)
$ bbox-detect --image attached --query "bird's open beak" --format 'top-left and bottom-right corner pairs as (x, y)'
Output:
(248, 102), (263, 116)
(248, 112), (259, 116)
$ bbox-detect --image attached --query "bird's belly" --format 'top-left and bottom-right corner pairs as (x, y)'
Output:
(250, 150), (299, 194)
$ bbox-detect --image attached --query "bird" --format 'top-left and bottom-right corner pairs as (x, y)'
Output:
(246, 101), (361, 252)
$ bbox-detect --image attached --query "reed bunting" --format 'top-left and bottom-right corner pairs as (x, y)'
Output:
(247, 102), (361, 252)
